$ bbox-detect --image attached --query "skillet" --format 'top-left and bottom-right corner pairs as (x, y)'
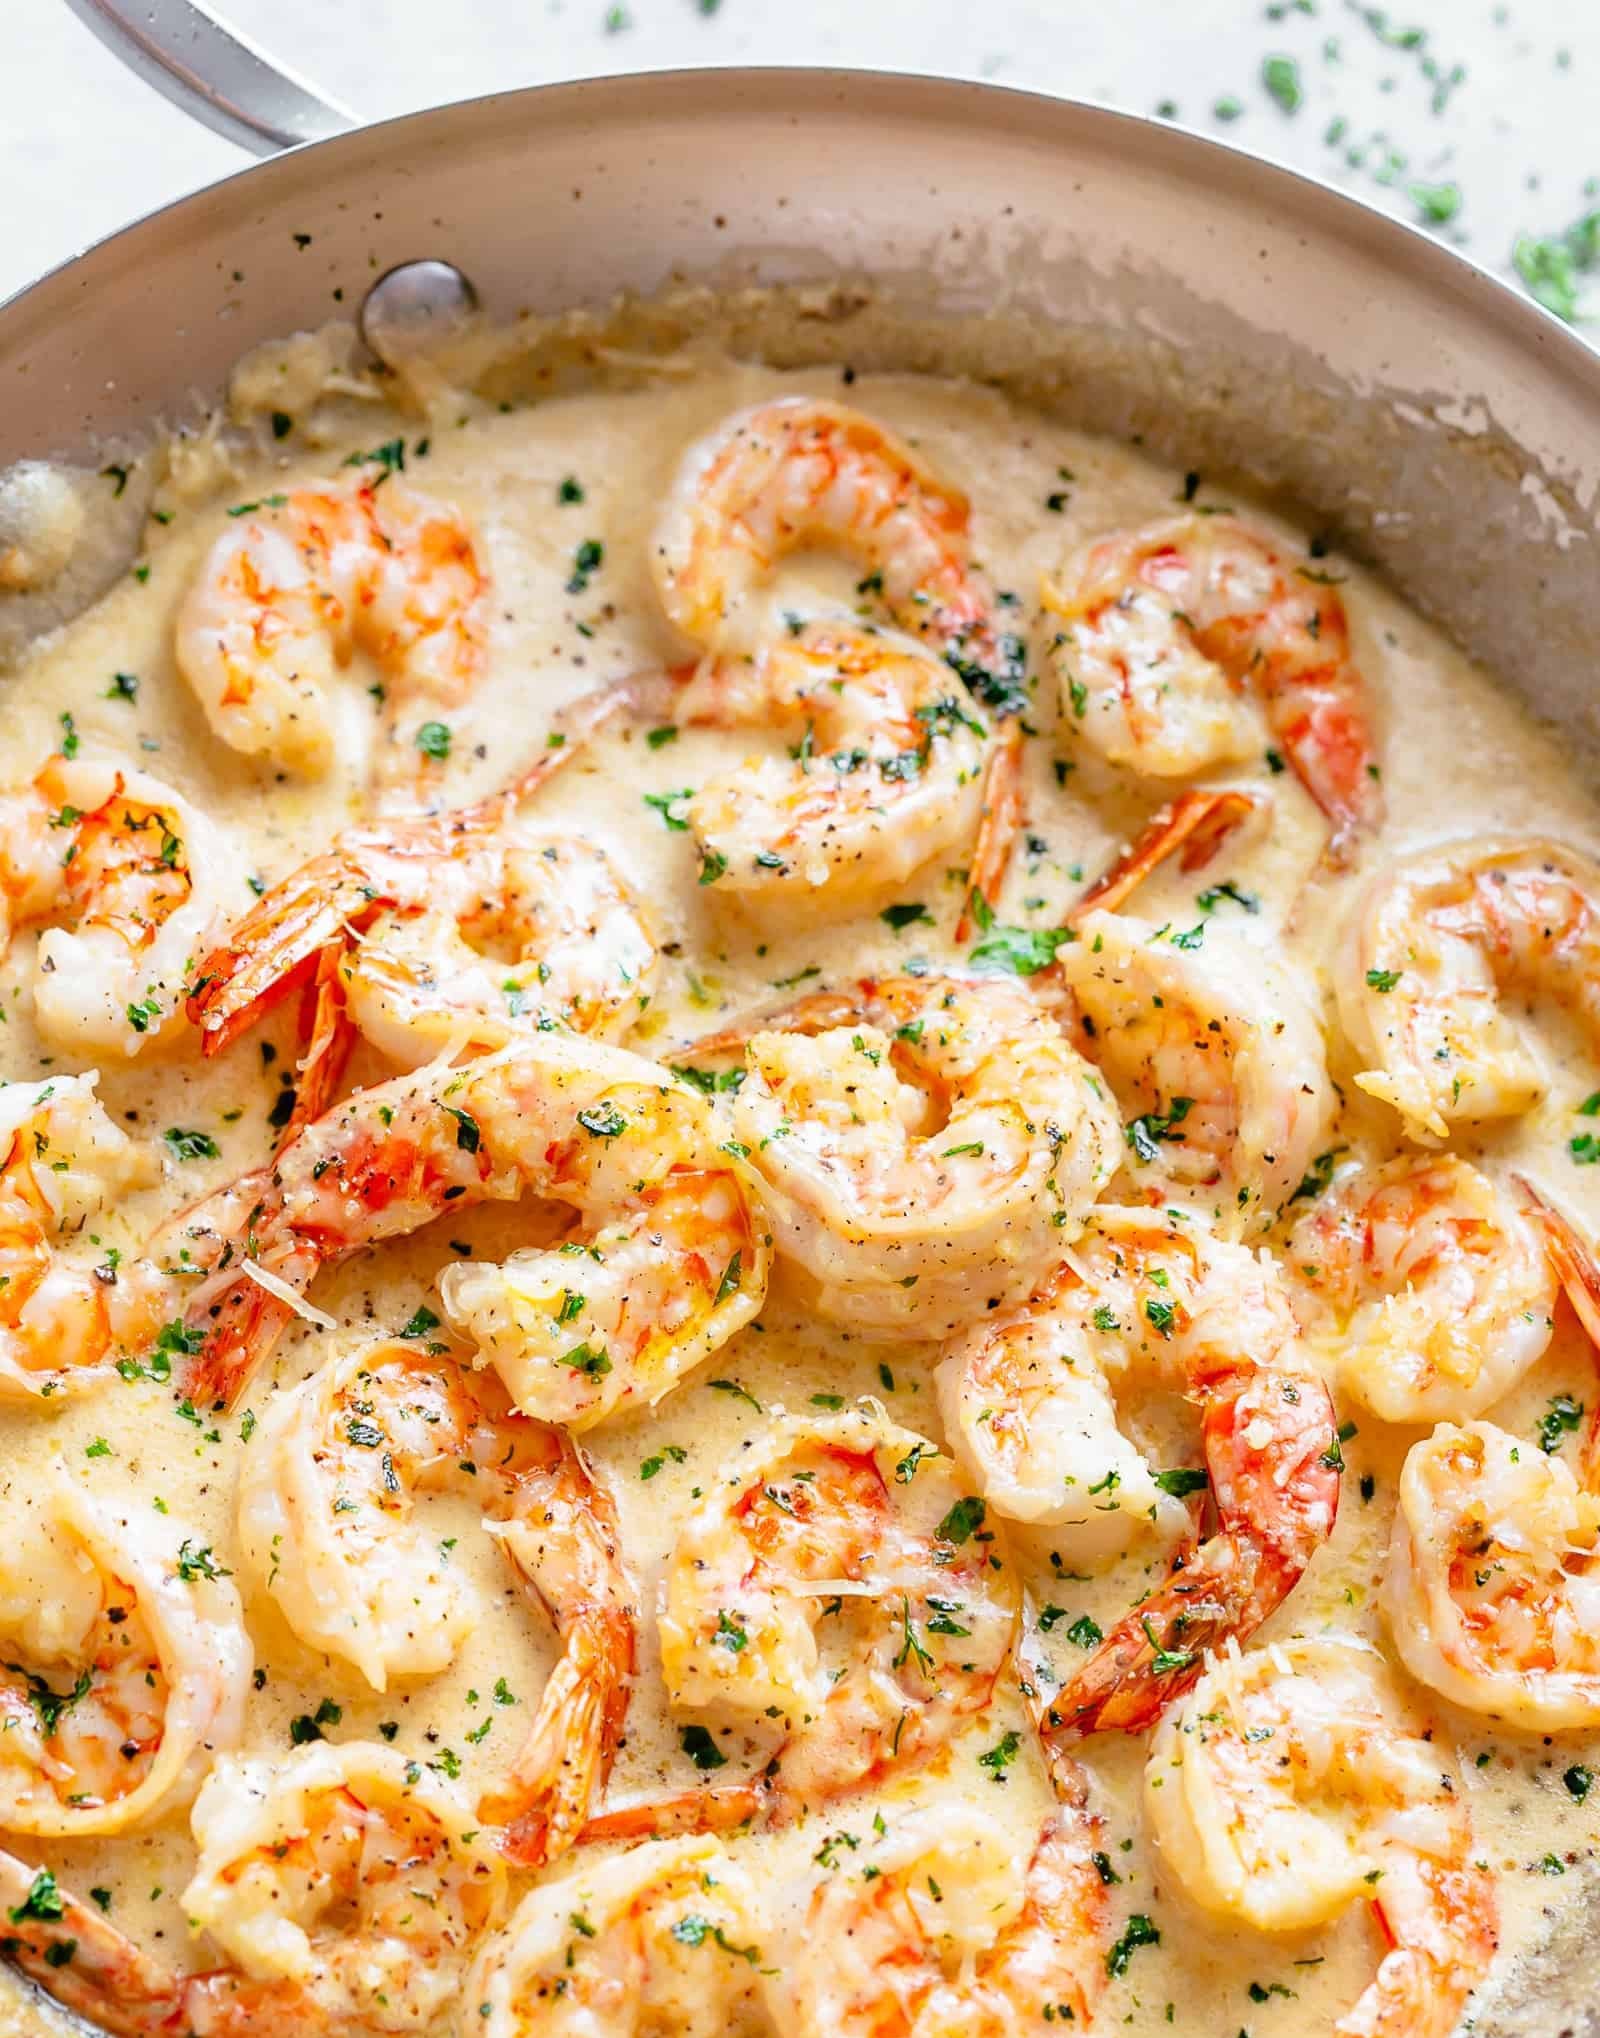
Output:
(3, 7), (1600, 2032)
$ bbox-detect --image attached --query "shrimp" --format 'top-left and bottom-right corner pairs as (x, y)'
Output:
(0, 1477), (250, 1836)
(936, 1205), (1246, 1558)
(655, 397), (1023, 702)
(0, 1072), (171, 1403)
(654, 398), (1030, 925)
(780, 1791), (1110, 2038)
(239, 1339), (633, 1868)
(0, 752), (245, 1057)
(176, 473), (489, 808)
(466, 1834), (774, 2038)
(1056, 907), (1334, 1230)
(188, 684), (654, 1100)
(686, 973), (1118, 1337)
(1338, 835), (1600, 1142)
(0, 1745), (506, 2034)
(665, 617), (996, 919)
(1022, 1209), (1339, 1740)
(591, 1405), (1018, 1837)
(1385, 1417), (1600, 1727)
(1043, 514), (1382, 858)
(1146, 1637), (1497, 2038)
(166, 1033), (769, 1419)
(1288, 1154), (1557, 1424)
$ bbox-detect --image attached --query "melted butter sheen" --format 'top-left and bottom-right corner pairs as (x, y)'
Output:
(1, 356), (1598, 2036)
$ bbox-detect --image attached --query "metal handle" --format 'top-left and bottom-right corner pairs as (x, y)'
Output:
(61, 0), (357, 156)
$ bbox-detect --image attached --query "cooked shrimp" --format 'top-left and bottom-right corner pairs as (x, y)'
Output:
(655, 398), (1030, 930)
(0, 752), (245, 1057)
(189, 686), (655, 1103)
(687, 972), (1117, 1337)
(781, 1791), (1109, 2038)
(1146, 1637), (1497, 2038)
(239, 1339), (632, 1868)
(655, 397), (1024, 704)
(195, 1742), (508, 2030)
(1339, 835), (1600, 1142)
(1023, 1210), (1339, 1739)
(1044, 515), (1382, 858)
(1057, 906), (1335, 1230)
(1289, 1154), (1557, 1424)
(166, 1034), (768, 1419)
(936, 1205), (1243, 1557)
(0, 1744), (505, 2034)
(467, 1834), (773, 2038)
(667, 617), (994, 918)
(176, 474), (489, 807)
(0, 1476), (250, 1836)
(1385, 1417), (1600, 1727)
(0, 1072), (170, 1402)
(591, 1406), (1017, 1836)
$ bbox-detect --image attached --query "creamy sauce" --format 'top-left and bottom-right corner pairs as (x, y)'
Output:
(0, 353), (1598, 2036)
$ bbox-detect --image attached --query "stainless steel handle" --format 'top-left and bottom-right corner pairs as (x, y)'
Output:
(61, 0), (357, 156)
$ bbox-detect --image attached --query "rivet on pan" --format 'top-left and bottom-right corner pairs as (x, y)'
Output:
(359, 261), (480, 370)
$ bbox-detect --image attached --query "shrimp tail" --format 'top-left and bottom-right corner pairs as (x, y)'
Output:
(1042, 1534), (1279, 1739)
(186, 865), (362, 1056)
(484, 1626), (629, 1869)
(481, 1437), (637, 1871)
(955, 723), (1026, 943)
(1069, 788), (1260, 924)
(579, 1780), (770, 1844)
(278, 944), (358, 1147)
(0, 1846), (185, 2037)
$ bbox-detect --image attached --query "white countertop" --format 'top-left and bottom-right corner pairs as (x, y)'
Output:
(7, 0), (1597, 326)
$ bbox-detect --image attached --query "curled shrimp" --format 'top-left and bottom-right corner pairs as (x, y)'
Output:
(1288, 1154), (1557, 1424)
(655, 397), (1022, 695)
(0, 1476), (250, 1836)
(1057, 906), (1335, 1230)
(239, 1339), (633, 1868)
(167, 1033), (769, 1419)
(591, 1405), (1017, 1837)
(0, 752), (245, 1057)
(0, 1072), (170, 1403)
(1146, 1636), (1497, 2038)
(1339, 835), (1600, 1142)
(780, 1790), (1110, 2038)
(934, 1205), (1245, 1558)
(176, 473), (489, 807)
(467, 1834), (773, 2038)
(188, 688), (653, 1111)
(654, 397), (1029, 927)
(688, 973), (1118, 1337)
(1385, 1408), (1600, 1727)
(1024, 1209), (1339, 1740)
(664, 617), (997, 919)
(0, 1750), (505, 2033)
(1044, 514), (1382, 858)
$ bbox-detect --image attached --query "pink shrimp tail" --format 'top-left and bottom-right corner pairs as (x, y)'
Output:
(1040, 1355), (1340, 1740)
(1069, 787), (1260, 926)
(580, 1781), (769, 1844)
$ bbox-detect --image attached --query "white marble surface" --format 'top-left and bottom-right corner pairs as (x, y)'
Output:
(5, 0), (1597, 321)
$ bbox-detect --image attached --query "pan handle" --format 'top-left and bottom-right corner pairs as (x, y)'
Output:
(61, 0), (357, 156)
